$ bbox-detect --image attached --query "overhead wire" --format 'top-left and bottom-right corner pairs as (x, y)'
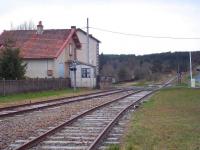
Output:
(3, 26), (200, 41)
(89, 27), (200, 40)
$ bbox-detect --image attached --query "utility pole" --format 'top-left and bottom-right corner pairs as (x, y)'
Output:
(87, 18), (89, 64)
(189, 51), (193, 87)
(87, 18), (92, 87)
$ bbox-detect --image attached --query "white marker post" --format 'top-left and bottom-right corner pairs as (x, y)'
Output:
(189, 51), (195, 88)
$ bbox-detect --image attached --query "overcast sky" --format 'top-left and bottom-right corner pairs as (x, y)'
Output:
(0, 0), (200, 55)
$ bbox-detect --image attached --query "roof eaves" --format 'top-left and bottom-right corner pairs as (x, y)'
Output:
(55, 29), (76, 58)
(77, 28), (101, 43)
(67, 60), (95, 67)
(23, 57), (55, 59)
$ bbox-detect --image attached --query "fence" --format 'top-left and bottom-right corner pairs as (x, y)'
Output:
(99, 76), (113, 89)
(0, 78), (70, 95)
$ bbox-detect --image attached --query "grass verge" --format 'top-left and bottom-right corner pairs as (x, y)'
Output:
(0, 88), (98, 108)
(106, 144), (120, 150)
(114, 87), (200, 150)
(114, 80), (151, 88)
(131, 81), (150, 86)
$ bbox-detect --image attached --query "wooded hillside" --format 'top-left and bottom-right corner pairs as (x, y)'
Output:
(99, 51), (200, 81)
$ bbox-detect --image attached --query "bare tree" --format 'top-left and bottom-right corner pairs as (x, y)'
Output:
(10, 20), (36, 30)
(101, 63), (115, 77)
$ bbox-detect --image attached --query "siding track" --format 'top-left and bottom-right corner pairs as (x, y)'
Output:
(0, 89), (126, 118)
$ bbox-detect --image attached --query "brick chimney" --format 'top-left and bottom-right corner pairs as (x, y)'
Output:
(71, 26), (76, 29)
(37, 21), (43, 34)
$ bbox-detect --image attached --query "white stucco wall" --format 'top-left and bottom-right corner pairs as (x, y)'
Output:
(76, 31), (99, 75)
(23, 32), (99, 88)
(24, 59), (54, 78)
(24, 39), (77, 78)
(70, 64), (96, 88)
(53, 50), (65, 78)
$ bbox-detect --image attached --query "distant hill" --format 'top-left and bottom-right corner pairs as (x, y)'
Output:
(99, 51), (200, 81)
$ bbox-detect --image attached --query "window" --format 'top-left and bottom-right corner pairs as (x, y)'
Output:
(47, 70), (53, 76)
(81, 68), (91, 78)
(69, 43), (72, 56)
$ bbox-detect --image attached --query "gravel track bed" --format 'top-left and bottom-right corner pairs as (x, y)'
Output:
(0, 91), (131, 150)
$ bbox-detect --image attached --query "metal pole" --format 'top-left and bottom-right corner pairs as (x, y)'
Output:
(189, 51), (193, 87)
(73, 61), (76, 91)
(74, 70), (76, 91)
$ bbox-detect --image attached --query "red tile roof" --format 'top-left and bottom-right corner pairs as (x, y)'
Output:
(0, 29), (81, 59)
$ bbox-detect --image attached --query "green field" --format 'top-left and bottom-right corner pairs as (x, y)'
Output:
(0, 88), (96, 107)
(108, 87), (200, 150)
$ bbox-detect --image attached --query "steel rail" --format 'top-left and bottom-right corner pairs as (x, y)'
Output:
(0, 89), (128, 118)
(8, 78), (174, 149)
(0, 89), (118, 111)
(87, 77), (175, 150)
(15, 90), (141, 150)
(87, 90), (155, 150)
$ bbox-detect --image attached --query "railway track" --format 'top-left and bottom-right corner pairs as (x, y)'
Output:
(8, 90), (153, 150)
(97, 106), (135, 150)
(0, 89), (127, 118)
(2, 78), (174, 150)
(0, 89), (119, 111)
(1, 77), (173, 118)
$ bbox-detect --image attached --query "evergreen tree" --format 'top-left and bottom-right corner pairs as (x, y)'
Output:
(0, 39), (26, 80)
(99, 52), (200, 82)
